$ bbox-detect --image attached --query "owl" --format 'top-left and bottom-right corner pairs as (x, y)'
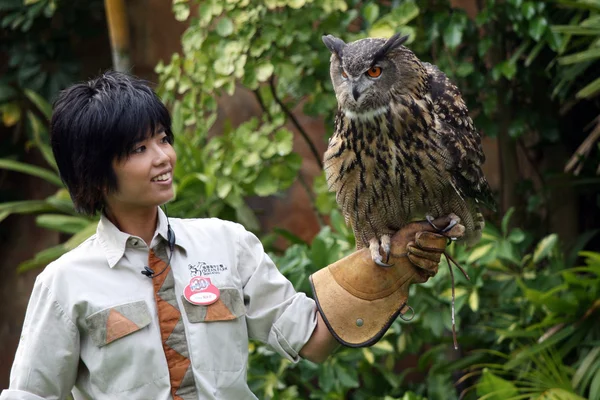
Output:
(322, 33), (495, 267)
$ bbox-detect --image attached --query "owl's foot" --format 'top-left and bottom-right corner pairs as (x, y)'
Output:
(426, 214), (460, 239)
(369, 236), (393, 268)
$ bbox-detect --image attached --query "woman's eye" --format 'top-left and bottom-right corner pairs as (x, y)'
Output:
(132, 145), (145, 154)
(160, 135), (171, 144)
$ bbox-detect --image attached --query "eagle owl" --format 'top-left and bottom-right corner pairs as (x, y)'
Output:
(322, 33), (495, 267)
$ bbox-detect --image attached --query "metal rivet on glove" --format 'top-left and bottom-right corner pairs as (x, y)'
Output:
(356, 318), (364, 327)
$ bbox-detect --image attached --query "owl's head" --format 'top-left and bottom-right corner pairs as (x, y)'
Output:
(323, 33), (425, 114)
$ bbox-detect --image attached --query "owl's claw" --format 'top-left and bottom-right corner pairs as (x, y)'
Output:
(370, 236), (394, 268)
(375, 259), (393, 268)
(426, 214), (460, 237)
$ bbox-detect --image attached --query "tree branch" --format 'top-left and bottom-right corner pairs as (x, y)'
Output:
(268, 76), (323, 169)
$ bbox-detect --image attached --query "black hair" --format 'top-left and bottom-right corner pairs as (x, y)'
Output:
(50, 70), (174, 216)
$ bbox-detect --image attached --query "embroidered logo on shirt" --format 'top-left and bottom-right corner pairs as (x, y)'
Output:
(188, 261), (227, 276)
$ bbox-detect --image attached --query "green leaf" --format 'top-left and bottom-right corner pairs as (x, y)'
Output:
(551, 25), (600, 35)
(0, 158), (62, 186)
(590, 366), (600, 400)
(390, 1), (420, 26)
(0, 83), (17, 103)
(362, 3), (379, 24)
(443, 21), (463, 49)
(216, 17), (234, 37)
(362, 348), (375, 364)
(558, 48), (600, 65)
(26, 111), (58, 171)
(456, 62), (474, 77)
(521, 1), (536, 19)
(469, 290), (479, 312)
(507, 228), (526, 243)
(476, 369), (519, 400)
(0, 200), (57, 215)
(173, 2), (190, 21)
(255, 63), (274, 82)
(467, 243), (495, 264)
(529, 16), (548, 40)
(254, 169), (279, 196)
(234, 202), (260, 232)
(369, 22), (395, 39)
(576, 76), (600, 99)
(35, 214), (91, 235)
(64, 221), (97, 250)
(24, 89), (51, 120)
(533, 233), (558, 263)
(335, 364), (359, 388)
(17, 244), (68, 273)
(310, 235), (328, 270)
(501, 207), (515, 235)
(288, 0), (306, 9)
(497, 61), (517, 80)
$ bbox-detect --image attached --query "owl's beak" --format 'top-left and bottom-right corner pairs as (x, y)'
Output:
(351, 85), (361, 101)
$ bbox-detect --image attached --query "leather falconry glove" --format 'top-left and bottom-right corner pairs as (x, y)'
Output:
(309, 214), (465, 347)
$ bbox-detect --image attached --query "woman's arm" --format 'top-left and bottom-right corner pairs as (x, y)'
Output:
(299, 312), (339, 363)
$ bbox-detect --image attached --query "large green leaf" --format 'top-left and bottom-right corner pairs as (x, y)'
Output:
(533, 233), (558, 263)
(0, 158), (62, 186)
(576, 76), (600, 99)
(0, 200), (58, 215)
(558, 48), (600, 65)
(35, 214), (92, 235)
(23, 88), (51, 120)
(476, 369), (519, 400)
(17, 244), (68, 273)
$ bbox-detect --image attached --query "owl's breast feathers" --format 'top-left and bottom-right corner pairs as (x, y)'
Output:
(324, 103), (449, 243)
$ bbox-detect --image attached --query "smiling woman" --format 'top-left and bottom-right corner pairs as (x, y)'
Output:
(0, 71), (340, 400)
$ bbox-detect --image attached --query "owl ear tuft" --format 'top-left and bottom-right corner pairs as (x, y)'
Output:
(374, 33), (409, 61)
(322, 34), (346, 58)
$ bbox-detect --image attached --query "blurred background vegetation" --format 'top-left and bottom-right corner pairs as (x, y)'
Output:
(1, 0), (599, 399)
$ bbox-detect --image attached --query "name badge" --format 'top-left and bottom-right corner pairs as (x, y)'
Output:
(183, 276), (220, 306)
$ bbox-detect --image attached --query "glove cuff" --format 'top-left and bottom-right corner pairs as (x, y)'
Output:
(309, 250), (419, 347)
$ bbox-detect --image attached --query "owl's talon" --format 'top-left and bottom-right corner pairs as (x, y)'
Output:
(441, 218), (458, 233)
(425, 214), (440, 230)
(426, 214), (460, 234)
(375, 259), (394, 268)
(381, 235), (392, 263)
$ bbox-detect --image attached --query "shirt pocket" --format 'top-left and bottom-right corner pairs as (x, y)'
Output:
(83, 301), (160, 393)
(85, 300), (152, 347)
(181, 288), (247, 372)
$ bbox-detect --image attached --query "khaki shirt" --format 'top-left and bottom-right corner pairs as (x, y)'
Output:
(1, 209), (318, 399)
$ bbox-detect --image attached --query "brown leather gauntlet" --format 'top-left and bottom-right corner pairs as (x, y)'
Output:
(309, 215), (465, 347)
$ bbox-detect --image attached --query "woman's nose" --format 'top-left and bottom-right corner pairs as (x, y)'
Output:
(153, 145), (170, 166)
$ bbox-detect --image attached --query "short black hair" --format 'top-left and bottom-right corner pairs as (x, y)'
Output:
(50, 70), (174, 215)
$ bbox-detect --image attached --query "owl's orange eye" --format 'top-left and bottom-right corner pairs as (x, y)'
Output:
(366, 66), (382, 78)
(341, 70), (348, 79)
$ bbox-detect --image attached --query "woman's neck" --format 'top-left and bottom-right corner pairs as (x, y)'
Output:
(104, 205), (159, 246)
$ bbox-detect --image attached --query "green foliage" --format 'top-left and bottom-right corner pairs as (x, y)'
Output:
(0, 91), (99, 271)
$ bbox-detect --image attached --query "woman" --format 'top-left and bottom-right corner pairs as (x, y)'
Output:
(2, 71), (337, 400)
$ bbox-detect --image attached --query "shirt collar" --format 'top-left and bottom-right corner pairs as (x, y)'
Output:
(97, 207), (179, 268)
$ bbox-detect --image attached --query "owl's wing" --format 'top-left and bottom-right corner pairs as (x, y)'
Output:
(423, 62), (496, 210)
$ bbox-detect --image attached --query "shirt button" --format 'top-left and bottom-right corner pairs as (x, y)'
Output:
(131, 239), (138, 246)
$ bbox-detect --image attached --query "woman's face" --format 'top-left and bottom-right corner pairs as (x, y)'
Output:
(104, 128), (177, 213)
